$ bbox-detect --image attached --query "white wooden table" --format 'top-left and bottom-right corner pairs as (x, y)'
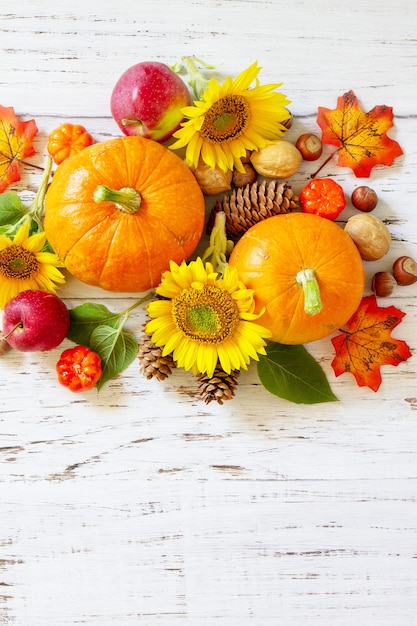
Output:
(1, 1), (417, 624)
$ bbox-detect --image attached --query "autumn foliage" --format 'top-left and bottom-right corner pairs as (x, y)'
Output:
(0, 105), (38, 192)
(317, 90), (403, 177)
(331, 295), (412, 391)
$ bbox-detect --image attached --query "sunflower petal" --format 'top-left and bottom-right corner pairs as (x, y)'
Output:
(169, 61), (290, 174)
(144, 257), (272, 380)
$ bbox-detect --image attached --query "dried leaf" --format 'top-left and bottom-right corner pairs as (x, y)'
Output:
(331, 295), (412, 391)
(316, 90), (403, 177)
(0, 105), (38, 192)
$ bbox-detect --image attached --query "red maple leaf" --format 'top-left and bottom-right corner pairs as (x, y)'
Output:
(331, 295), (412, 392)
(0, 104), (38, 192)
(316, 90), (403, 178)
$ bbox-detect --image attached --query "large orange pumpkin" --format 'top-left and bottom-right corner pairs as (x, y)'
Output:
(44, 136), (205, 292)
(229, 212), (365, 344)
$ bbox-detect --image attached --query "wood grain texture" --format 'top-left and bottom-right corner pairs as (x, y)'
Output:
(1, 1), (417, 624)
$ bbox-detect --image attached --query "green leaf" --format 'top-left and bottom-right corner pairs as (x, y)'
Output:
(67, 302), (122, 345)
(90, 325), (138, 390)
(257, 342), (338, 404)
(0, 192), (26, 226)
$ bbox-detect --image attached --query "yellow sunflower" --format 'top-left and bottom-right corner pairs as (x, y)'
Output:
(169, 61), (291, 173)
(0, 221), (66, 308)
(145, 257), (272, 378)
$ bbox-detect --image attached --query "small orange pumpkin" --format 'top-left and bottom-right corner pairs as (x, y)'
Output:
(47, 123), (94, 164)
(229, 212), (365, 344)
(44, 136), (205, 292)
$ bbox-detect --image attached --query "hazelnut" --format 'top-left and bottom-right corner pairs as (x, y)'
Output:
(232, 163), (257, 188)
(351, 186), (378, 212)
(295, 133), (323, 161)
(189, 159), (232, 196)
(392, 255), (417, 286)
(371, 271), (397, 297)
(250, 140), (302, 179)
(344, 213), (391, 261)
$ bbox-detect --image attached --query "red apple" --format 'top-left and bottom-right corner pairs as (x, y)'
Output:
(2, 290), (70, 352)
(110, 61), (191, 142)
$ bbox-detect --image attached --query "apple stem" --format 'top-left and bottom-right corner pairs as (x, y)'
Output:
(295, 268), (322, 315)
(3, 322), (23, 340)
(93, 185), (142, 214)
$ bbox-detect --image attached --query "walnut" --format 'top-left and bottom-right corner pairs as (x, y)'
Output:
(250, 139), (302, 178)
(344, 213), (391, 261)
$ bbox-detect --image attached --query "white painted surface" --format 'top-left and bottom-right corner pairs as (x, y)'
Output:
(1, 1), (417, 624)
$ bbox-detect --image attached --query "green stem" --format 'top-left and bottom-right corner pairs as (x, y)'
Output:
(0, 157), (52, 240)
(122, 291), (155, 316)
(296, 268), (322, 315)
(32, 156), (53, 224)
(17, 155), (54, 234)
(116, 291), (156, 331)
(94, 185), (142, 214)
(171, 56), (217, 99)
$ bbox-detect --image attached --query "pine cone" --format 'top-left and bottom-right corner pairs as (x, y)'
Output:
(138, 332), (176, 381)
(211, 179), (299, 242)
(196, 365), (240, 405)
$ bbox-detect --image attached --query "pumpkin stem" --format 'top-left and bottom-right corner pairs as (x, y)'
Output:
(93, 185), (142, 214)
(295, 268), (322, 315)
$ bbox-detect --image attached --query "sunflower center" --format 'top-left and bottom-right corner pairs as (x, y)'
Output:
(0, 245), (39, 279)
(200, 94), (250, 144)
(172, 283), (240, 343)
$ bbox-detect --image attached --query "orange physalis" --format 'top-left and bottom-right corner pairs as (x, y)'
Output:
(300, 177), (346, 221)
(316, 90), (403, 177)
(331, 295), (412, 392)
(47, 123), (94, 164)
(0, 105), (38, 192)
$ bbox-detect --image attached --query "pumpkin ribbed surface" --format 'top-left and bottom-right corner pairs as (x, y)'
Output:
(229, 212), (365, 344)
(44, 136), (205, 292)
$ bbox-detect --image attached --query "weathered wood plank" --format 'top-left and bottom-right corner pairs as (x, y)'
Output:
(1, 1), (417, 624)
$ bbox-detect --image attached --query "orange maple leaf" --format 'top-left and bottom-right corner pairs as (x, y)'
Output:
(331, 295), (412, 392)
(316, 90), (403, 178)
(0, 104), (38, 192)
